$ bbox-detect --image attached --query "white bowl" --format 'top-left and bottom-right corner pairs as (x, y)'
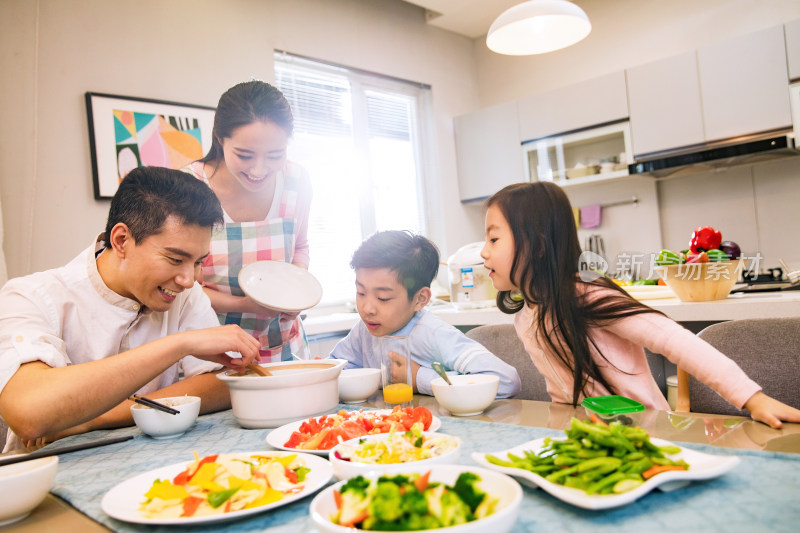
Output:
(130, 395), (201, 439)
(309, 464), (522, 533)
(217, 359), (347, 428)
(338, 368), (381, 403)
(329, 431), (461, 480)
(0, 456), (58, 526)
(431, 374), (499, 416)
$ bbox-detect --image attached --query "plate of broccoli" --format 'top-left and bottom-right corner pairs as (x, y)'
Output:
(309, 465), (522, 532)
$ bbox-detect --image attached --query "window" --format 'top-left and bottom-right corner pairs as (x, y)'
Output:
(274, 52), (431, 305)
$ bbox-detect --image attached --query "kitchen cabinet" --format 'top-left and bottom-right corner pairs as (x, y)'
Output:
(698, 25), (791, 141)
(517, 71), (628, 142)
(626, 52), (705, 156)
(454, 101), (524, 202)
(785, 18), (800, 81)
(626, 25), (792, 156)
(523, 121), (632, 187)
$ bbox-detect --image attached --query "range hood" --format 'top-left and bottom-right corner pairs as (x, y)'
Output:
(628, 129), (799, 178)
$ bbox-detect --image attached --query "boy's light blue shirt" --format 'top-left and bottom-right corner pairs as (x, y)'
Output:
(329, 308), (521, 397)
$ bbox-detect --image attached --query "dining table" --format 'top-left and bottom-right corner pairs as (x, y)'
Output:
(4, 394), (800, 533)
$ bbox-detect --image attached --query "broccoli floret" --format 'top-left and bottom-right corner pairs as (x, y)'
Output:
(340, 475), (371, 497)
(439, 489), (473, 526)
(378, 474), (411, 486)
(402, 513), (442, 530)
(400, 487), (428, 516)
(369, 481), (404, 522)
(452, 472), (486, 513)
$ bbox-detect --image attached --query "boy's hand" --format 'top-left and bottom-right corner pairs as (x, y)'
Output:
(387, 351), (421, 392)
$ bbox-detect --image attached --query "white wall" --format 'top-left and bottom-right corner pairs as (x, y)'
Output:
(0, 0), (482, 280)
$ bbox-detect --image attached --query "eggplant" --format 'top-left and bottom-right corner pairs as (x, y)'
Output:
(719, 241), (741, 260)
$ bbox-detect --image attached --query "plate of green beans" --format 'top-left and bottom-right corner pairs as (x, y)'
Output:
(471, 417), (740, 510)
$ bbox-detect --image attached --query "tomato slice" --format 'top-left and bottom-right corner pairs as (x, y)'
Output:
(412, 406), (433, 430)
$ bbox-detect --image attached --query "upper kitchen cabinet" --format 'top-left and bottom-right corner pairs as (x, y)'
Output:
(627, 25), (792, 157)
(517, 71), (628, 142)
(785, 18), (800, 81)
(454, 101), (524, 203)
(698, 25), (791, 142)
(627, 52), (705, 156)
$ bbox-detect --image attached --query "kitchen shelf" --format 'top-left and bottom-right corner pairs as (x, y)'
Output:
(523, 121), (633, 188)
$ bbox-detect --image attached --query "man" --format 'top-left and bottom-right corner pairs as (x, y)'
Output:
(0, 167), (260, 451)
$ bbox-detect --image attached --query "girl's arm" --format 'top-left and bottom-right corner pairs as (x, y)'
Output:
(606, 310), (799, 427)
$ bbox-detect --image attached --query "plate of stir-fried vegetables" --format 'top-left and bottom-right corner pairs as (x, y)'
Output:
(101, 451), (333, 524)
(472, 417), (740, 510)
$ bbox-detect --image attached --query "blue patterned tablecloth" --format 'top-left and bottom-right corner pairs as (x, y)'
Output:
(48, 407), (800, 533)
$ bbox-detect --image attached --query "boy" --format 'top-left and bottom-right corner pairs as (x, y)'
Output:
(330, 231), (521, 397)
(0, 167), (259, 451)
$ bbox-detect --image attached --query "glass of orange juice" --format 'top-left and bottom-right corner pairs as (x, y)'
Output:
(379, 335), (413, 405)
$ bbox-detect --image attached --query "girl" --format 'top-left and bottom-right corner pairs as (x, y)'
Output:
(481, 181), (800, 429)
(183, 81), (312, 362)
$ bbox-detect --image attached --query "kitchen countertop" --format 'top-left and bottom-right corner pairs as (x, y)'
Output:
(304, 291), (800, 336)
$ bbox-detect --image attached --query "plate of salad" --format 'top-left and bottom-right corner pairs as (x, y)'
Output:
(329, 427), (461, 479)
(471, 417), (740, 510)
(101, 451), (333, 525)
(309, 465), (522, 532)
(266, 406), (440, 455)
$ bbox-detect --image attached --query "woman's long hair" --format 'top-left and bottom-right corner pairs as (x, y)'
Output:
(488, 182), (664, 405)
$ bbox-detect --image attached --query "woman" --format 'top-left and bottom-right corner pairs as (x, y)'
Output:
(183, 81), (312, 362)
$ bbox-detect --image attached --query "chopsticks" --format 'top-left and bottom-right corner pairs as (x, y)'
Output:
(247, 363), (272, 376)
(0, 435), (134, 467)
(128, 394), (180, 415)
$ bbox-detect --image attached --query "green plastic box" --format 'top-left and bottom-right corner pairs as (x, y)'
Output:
(582, 395), (645, 426)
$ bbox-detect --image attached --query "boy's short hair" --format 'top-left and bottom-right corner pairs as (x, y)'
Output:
(350, 230), (440, 299)
(103, 166), (223, 249)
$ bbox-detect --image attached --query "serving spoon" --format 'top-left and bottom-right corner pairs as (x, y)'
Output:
(432, 361), (453, 385)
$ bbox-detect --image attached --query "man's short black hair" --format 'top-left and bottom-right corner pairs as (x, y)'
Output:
(350, 230), (440, 299)
(103, 166), (223, 248)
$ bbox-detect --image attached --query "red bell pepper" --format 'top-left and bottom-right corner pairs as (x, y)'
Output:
(689, 226), (722, 253)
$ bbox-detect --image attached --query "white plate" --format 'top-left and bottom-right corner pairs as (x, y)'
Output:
(471, 437), (740, 510)
(238, 260), (323, 312)
(101, 451), (333, 525)
(266, 410), (443, 456)
(309, 464), (522, 533)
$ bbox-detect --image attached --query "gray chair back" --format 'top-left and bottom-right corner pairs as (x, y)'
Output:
(691, 318), (800, 416)
(465, 324), (550, 401)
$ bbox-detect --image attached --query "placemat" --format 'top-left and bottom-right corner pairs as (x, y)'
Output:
(48, 407), (800, 533)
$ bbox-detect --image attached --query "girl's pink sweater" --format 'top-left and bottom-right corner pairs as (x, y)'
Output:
(513, 288), (761, 410)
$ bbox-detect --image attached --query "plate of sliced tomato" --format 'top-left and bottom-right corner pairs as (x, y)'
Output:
(265, 406), (440, 455)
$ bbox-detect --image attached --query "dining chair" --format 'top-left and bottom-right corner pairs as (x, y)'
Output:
(465, 324), (550, 401)
(680, 318), (800, 416)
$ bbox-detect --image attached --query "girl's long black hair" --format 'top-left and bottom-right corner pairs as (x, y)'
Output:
(488, 182), (665, 405)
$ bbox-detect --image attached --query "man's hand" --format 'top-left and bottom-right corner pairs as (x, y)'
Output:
(178, 324), (261, 371)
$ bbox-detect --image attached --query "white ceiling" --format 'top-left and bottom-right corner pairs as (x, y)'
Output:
(399, 0), (540, 39)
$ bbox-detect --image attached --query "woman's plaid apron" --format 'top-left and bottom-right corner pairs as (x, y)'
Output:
(185, 162), (308, 362)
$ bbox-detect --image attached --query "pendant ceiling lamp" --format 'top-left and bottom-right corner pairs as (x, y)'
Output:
(486, 0), (591, 56)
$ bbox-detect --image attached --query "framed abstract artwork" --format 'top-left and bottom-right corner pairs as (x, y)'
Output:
(85, 92), (216, 199)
